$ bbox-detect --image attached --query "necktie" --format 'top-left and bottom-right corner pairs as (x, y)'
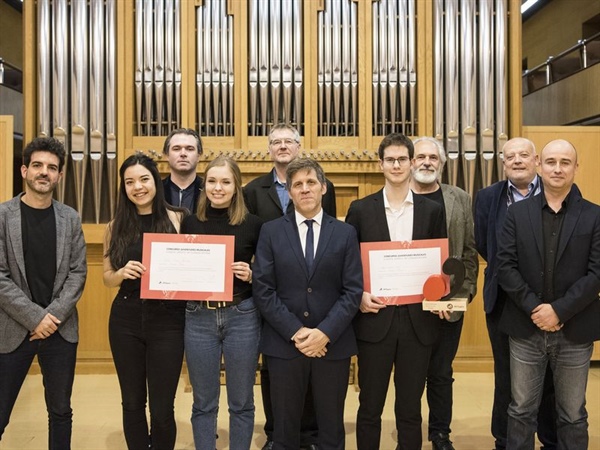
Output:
(304, 219), (314, 271)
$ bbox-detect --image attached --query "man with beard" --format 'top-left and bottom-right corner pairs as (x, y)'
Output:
(409, 137), (478, 450)
(0, 137), (87, 448)
(162, 128), (204, 213)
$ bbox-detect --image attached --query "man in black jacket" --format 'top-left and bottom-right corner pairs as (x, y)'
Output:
(162, 128), (204, 213)
(497, 139), (600, 449)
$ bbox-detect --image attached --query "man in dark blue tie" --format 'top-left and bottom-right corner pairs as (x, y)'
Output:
(253, 157), (363, 450)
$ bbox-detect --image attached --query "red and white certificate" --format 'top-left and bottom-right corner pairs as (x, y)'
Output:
(360, 238), (449, 305)
(140, 233), (235, 301)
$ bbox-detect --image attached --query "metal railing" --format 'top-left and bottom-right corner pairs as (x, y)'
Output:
(523, 31), (600, 95)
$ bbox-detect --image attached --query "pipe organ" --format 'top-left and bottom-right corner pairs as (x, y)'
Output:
(372, 0), (417, 137)
(247, 0), (303, 136)
(29, 0), (519, 223)
(318, 0), (358, 137)
(36, 0), (117, 223)
(433, 0), (510, 197)
(135, 0), (182, 137)
(197, 0), (234, 137)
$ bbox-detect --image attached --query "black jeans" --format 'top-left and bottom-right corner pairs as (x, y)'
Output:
(0, 333), (77, 450)
(109, 293), (185, 450)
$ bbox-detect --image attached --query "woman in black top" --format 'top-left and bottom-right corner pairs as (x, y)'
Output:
(103, 154), (186, 450)
(181, 155), (263, 450)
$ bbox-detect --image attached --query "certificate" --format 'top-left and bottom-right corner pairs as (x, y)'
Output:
(140, 233), (235, 301)
(361, 238), (449, 305)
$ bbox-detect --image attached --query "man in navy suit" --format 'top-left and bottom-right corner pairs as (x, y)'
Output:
(345, 133), (447, 450)
(245, 124), (336, 450)
(253, 157), (363, 450)
(474, 137), (557, 450)
(497, 139), (600, 449)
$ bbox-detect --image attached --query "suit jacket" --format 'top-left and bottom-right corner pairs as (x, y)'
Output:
(244, 170), (337, 221)
(497, 185), (600, 344)
(253, 211), (363, 360)
(345, 189), (447, 345)
(0, 195), (87, 353)
(162, 175), (204, 213)
(441, 184), (478, 301)
(474, 179), (513, 314)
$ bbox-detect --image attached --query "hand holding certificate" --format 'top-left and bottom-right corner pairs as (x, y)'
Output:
(360, 238), (450, 306)
(140, 233), (235, 301)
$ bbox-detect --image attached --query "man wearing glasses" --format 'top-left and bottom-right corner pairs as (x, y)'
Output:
(244, 124), (336, 221)
(244, 124), (336, 450)
(345, 133), (446, 450)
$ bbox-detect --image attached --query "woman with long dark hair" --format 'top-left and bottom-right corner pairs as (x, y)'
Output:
(103, 153), (186, 450)
(181, 155), (263, 450)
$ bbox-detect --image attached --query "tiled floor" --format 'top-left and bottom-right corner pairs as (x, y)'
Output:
(2, 366), (599, 449)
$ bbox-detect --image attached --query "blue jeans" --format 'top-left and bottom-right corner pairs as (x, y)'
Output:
(507, 332), (593, 450)
(486, 298), (557, 450)
(426, 315), (464, 439)
(109, 294), (185, 450)
(185, 298), (260, 450)
(0, 333), (77, 449)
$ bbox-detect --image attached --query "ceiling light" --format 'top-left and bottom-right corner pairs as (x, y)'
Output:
(521, 0), (540, 14)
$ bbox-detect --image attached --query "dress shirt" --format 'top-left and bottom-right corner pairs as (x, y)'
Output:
(295, 209), (323, 258)
(272, 170), (290, 212)
(541, 194), (568, 303)
(507, 175), (541, 206)
(383, 187), (414, 242)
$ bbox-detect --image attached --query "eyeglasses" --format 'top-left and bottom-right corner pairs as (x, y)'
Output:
(269, 138), (299, 147)
(382, 156), (410, 166)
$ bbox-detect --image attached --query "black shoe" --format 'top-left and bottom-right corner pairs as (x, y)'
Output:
(301, 445), (319, 450)
(431, 433), (455, 450)
(261, 441), (274, 450)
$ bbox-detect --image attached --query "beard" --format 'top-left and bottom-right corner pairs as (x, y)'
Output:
(412, 168), (439, 184)
(26, 176), (58, 195)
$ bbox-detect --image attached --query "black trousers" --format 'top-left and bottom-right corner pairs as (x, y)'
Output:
(267, 355), (350, 450)
(109, 293), (185, 450)
(261, 358), (318, 445)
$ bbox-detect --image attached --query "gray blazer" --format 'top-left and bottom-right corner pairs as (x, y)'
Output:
(0, 194), (87, 353)
(440, 183), (478, 300)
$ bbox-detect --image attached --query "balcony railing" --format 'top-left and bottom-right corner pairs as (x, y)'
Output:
(523, 31), (600, 95)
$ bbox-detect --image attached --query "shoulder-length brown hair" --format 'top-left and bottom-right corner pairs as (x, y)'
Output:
(196, 155), (247, 225)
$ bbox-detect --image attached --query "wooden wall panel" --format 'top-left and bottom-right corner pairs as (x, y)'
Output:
(522, 0), (600, 69)
(523, 126), (600, 204)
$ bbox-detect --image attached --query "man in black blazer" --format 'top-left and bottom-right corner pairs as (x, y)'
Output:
(244, 123), (336, 222)
(161, 128), (204, 213)
(253, 158), (363, 450)
(497, 139), (600, 449)
(244, 124), (335, 450)
(345, 133), (446, 450)
(474, 137), (557, 450)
